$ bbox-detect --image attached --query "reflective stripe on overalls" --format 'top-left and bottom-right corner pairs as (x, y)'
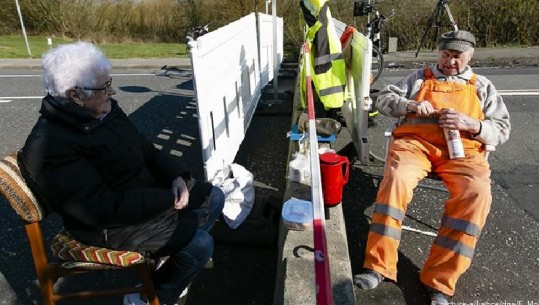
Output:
(363, 68), (492, 296)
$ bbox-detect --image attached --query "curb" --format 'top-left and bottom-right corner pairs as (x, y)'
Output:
(273, 83), (356, 305)
(274, 143), (357, 305)
(0, 58), (192, 71)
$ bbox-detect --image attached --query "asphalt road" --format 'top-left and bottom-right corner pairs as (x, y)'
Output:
(0, 66), (537, 305)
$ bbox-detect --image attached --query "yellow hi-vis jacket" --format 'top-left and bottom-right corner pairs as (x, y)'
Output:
(300, 0), (346, 110)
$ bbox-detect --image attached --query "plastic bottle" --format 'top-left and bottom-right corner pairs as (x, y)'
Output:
(444, 128), (465, 159)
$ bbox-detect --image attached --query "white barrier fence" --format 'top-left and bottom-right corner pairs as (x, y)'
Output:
(333, 19), (372, 164)
(258, 13), (284, 88)
(188, 13), (283, 181)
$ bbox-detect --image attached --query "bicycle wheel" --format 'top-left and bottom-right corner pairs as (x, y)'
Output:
(371, 45), (384, 84)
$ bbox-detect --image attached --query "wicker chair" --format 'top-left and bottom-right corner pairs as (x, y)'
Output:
(0, 152), (160, 305)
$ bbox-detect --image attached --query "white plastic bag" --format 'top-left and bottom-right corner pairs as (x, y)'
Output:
(212, 163), (255, 229)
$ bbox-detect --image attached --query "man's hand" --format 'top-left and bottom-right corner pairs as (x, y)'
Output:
(407, 100), (437, 117)
(171, 176), (189, 210)
(438, 108), (481, 134)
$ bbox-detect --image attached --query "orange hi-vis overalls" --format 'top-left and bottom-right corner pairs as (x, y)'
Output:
(363, 68), (492, 296)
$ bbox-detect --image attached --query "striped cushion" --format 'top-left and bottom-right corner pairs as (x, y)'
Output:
(51, 231), (145, 267)
(0, 152), (44, 223)
(58, 261), (126, 270)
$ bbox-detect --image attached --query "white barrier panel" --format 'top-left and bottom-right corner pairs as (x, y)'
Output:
(257, 13), (284, 88)
(189, 13), (262, 181)
(342, 31), (372, 164)
(333, 19), (372, 164)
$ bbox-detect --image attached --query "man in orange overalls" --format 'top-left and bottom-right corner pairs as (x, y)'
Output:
(353, 30), (511, 305)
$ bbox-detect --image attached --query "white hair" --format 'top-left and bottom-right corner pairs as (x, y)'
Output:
(42, 41), (111, 98)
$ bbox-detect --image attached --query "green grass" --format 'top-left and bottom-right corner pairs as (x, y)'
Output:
(0, 35), (189, 59)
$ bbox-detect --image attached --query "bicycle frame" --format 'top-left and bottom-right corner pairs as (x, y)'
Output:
(186, 24), (210, 43)
(358, 3), (395, 84)
(365, 8), (395, 51)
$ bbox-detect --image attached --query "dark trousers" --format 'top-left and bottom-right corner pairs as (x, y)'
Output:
(152, 186), (224, 303)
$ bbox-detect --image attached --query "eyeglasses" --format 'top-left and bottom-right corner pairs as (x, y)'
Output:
(77, 78), (112, 95)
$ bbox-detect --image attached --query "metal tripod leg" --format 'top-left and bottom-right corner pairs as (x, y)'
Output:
(430, 3), (458, 51)
(430, 6), (444, 51)
(415, 0), (459, 57)
(443, 2), (458, 31)
(415, 4), (441, 57)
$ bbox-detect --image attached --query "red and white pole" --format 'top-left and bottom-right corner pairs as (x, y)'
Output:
(303, 42), (333, 305)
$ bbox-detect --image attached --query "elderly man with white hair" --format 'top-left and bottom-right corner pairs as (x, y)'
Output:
(353, 30), (511, 304)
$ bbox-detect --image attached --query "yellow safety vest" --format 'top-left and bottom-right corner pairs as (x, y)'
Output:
(300, 0), (346, 110)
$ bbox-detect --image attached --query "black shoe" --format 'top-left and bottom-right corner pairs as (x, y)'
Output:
(427, 288), (450, 305)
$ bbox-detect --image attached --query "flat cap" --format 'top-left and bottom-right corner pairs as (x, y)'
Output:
(439, 30), (476, 52)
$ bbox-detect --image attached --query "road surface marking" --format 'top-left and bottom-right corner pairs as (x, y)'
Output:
(498, 89), (539, 96)
(2, 90), (537, 104)
(0, 96), (42, 103)
(0, 73), (155, 78)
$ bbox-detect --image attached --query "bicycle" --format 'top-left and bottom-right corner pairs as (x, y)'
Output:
(354, 1), (395, 84)
(185, 24), (210, 51)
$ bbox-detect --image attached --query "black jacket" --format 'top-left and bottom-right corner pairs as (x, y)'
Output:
(20, 95), (210, 250)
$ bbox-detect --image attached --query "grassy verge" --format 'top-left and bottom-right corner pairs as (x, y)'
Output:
(0, 35), (188, 59)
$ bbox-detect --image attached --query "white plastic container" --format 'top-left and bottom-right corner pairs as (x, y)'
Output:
(281, 198), (313, 231)
(444, 128), (465, 159)
(288, 152), (311, 183)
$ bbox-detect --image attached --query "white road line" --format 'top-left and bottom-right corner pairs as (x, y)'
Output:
(0, 73), (155, 78)
(112, 73), (156, 76)
(2, 91), (539, 103)
(0, 96), (42, 103)
(0, 75), (41, 78)
(498, 89), (539, 96)
(2, 91), (538, 102)
(1, 96), (43, 99)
